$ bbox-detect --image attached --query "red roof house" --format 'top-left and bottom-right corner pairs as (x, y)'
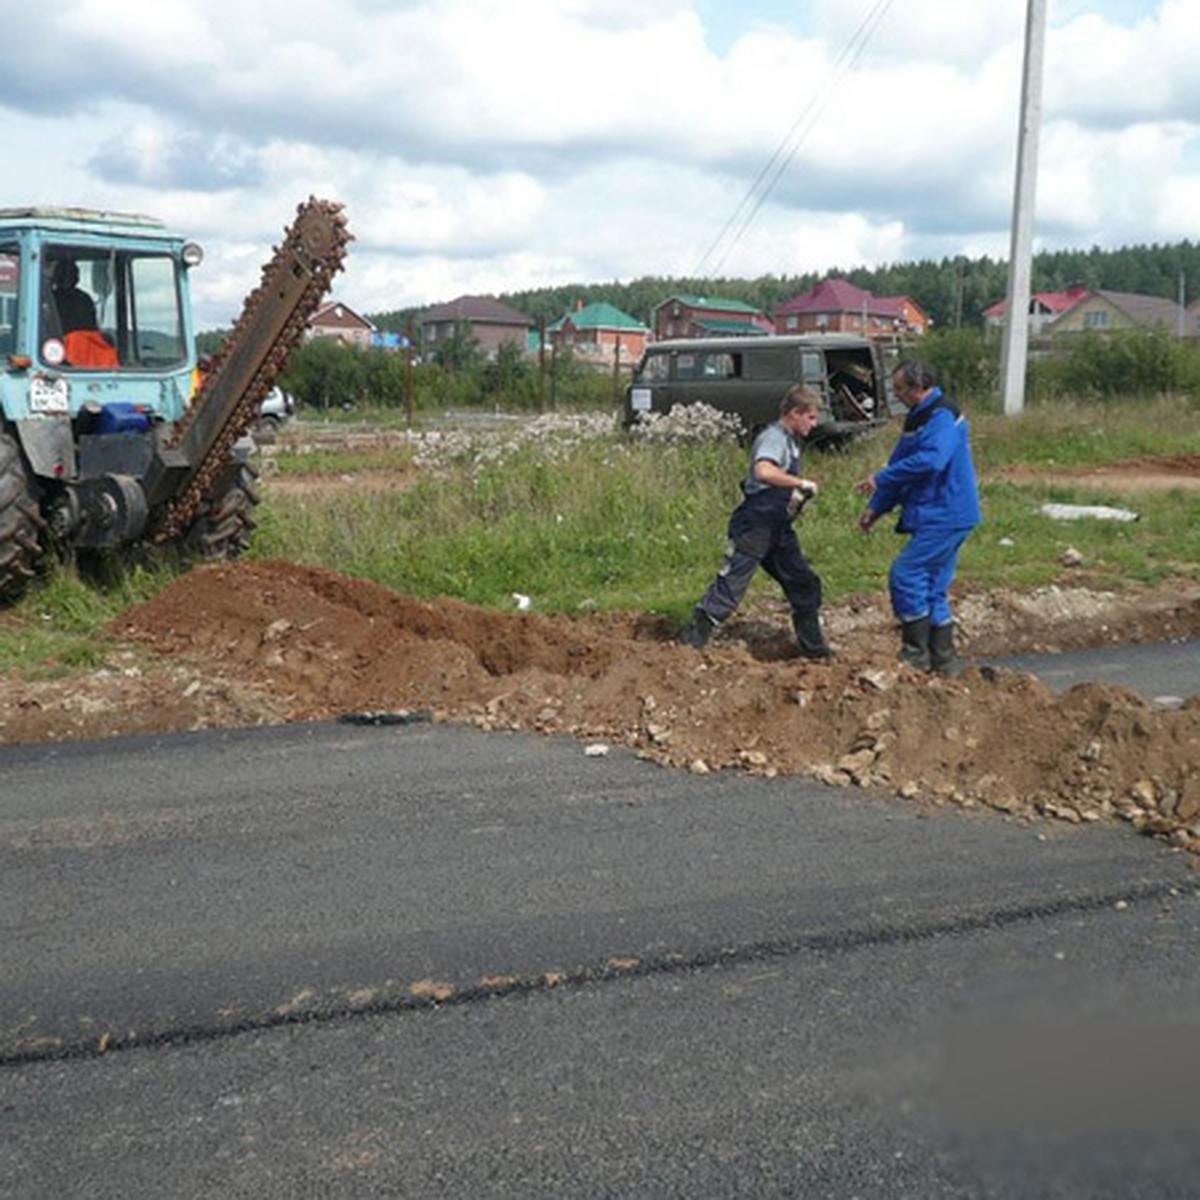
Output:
(982, 286), (1090, 335)
(307, 300), (376, 350)
(774, 278), (927, 338)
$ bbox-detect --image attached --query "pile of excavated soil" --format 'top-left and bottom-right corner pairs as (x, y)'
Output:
(2, 559), (1199, 855)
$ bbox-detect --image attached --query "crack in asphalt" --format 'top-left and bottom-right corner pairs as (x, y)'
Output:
(2, 879), (1191, 1069)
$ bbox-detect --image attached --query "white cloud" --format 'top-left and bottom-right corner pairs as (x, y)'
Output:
(816, 0), (1025, 70)
(1, 0), (1196, 326)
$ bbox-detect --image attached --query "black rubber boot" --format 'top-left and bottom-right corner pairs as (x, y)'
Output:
(899, 616), (932, 671)
(792, 609), (832, 660)
(929, 622), (963, 677)
(677, 609), (717, 649)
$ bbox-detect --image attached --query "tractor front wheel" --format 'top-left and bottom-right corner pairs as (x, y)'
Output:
(0, 431), (44, 601)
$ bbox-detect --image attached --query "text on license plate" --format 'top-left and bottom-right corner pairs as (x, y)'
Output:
(29, 376), (69, 414)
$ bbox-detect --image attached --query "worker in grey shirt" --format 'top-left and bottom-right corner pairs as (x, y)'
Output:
(678, 385), (832, 659)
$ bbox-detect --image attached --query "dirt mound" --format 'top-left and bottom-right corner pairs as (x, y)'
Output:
(3, 559), (1200, 854)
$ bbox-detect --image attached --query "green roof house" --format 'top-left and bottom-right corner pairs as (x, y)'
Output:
(651, 293), (773, 341)
(549, 300), (650, 370)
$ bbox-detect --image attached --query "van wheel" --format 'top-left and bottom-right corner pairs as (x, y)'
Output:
(0, 432), (45, 601)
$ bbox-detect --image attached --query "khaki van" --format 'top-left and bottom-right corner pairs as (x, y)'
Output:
(623, 333), (900, 447)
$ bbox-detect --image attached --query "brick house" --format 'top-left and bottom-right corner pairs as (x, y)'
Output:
(419, 295), (534, 360)
(307, 300), (376, 349)
(879, 294), (931, 337)
(982, 285), (1090, 337)
(547, 301), (649, 369)
(774, 278), (928, 339)
(1041, 289), (1191, 338)
(651, 294), (773, 341)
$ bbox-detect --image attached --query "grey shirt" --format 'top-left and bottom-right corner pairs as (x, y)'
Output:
(743, 421), (799, 496)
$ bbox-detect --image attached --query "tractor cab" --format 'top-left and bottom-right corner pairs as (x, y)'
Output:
(0, 207), (201, 433)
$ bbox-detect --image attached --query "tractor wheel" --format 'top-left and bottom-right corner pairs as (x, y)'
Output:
(183, 459), (261, 560)
(0, 431), (44, 601)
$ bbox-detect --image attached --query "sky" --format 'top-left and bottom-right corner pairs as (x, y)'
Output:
(1, 0), (1196, 329)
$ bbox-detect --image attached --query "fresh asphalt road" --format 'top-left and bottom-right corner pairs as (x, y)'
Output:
(3, 645), (1200, 1198)
(984, 637), (1200, 705)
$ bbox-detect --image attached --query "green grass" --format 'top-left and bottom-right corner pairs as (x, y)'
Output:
(971, 394), (1200, 470)
(270, 444), (416, 478)
(4, 395), (1200, 674)
(251, 402), (1200, 615)
(0, 562), (171, 676)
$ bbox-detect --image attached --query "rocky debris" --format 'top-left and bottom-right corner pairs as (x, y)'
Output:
(2, 560), (1200, 855)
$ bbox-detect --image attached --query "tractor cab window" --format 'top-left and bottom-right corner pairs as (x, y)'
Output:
(0, 247), (17, 357)
(39, 247), (186, 371)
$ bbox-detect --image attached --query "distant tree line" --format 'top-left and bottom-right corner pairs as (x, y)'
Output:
(263, 323), (1200, 416)
(367, 240), (1200, 335)
(264, 334), (616, 416)
(195, 239), (1200, 414)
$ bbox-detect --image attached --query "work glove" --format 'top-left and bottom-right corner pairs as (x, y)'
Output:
(787, 480), (818, 520)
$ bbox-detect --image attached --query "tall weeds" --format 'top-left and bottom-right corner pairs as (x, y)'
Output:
(5, 396), (1200, 677)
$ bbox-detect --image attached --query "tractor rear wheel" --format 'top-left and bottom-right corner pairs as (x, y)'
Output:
(0, 431), (44, 601)
(183, 459), (261, 560)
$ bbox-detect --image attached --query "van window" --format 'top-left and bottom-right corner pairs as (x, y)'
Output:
(800, 350), (823, 382)
(744, 348), (792, 381)
(638, 352), (670, 382)
(675, 351), (742, 381)
(701, 352), (739, 379)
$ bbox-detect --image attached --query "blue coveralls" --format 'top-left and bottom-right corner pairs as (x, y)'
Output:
(696, 422), (823, 625)
(868, 388), (980, 628)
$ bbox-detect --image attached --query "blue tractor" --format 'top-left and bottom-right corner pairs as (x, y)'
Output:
(0, 198), (350, 599)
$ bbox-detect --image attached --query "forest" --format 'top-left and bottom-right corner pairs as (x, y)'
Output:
(192, 239), (1200, 414)
(367, 240), (1200, 335)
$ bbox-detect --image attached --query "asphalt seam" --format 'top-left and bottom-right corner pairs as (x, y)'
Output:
(3, 878), (1191, 1069)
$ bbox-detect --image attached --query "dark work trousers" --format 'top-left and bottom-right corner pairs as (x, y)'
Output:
(696, 501), (823, 625)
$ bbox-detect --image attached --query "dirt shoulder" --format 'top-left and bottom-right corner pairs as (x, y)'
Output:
(993, 454), (1200, 495)
(2, 559), (1198, 858)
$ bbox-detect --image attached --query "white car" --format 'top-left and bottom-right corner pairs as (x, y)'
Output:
(256, 386), (295, 437)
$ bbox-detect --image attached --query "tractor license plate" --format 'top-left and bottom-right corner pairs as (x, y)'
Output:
(29, 375), (69, 415)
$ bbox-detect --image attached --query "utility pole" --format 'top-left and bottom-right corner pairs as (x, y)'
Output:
(999, 0), (1047, 416)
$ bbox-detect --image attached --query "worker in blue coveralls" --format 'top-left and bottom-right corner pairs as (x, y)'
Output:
(677, 385), (832, 659)
(855, 359), (980, 676)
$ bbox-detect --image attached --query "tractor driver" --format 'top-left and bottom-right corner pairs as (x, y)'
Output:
(50, 259), (99, 335)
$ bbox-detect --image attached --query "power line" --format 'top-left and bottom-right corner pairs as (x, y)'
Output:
(694, 0), (897, 277)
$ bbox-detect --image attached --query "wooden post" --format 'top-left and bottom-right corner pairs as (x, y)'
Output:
(404, 318), (416, 427)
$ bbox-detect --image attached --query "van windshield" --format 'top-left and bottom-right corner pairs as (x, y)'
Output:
(636, 352), (670, 382)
